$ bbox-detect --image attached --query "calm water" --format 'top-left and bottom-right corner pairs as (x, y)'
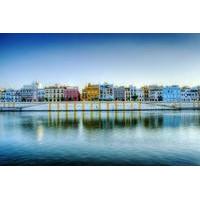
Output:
(1, 111), (200, 166)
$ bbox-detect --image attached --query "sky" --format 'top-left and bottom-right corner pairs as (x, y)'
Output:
(1, 33), (200, 89)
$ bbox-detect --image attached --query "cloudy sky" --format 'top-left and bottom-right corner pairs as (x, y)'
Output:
(1, 33), (200, 89)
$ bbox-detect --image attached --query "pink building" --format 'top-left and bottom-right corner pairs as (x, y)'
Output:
(64, 87), (80, 101)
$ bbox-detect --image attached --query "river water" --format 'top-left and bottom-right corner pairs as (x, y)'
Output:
(0, 111), (200, 165)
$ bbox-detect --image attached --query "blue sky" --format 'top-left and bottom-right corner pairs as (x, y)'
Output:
(1, 33), (200, 89)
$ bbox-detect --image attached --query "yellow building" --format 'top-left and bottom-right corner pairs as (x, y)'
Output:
(141, 86), (150, 101)
(82, 83), (100, 101)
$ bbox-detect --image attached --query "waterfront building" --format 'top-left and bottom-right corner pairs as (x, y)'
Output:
(141, 86), (150, 101)
(125, 85), (136, 101)
(1, 89), (21, 102)
(38, 89), (45, 102)
(163, 85), (181, 102)
(149, 85), (163, 101)
(64, 86), (80, 101)
(99, 83), (114, 101)
(196, 86), (200, 101)
(181, 87), (199, 102)
(82, 83), (99, 101)
(0, 88), (5, 102)
(45, 84), (67, 102)
(136, 88), (144, 101)
(20, 81), (43, 102)
(114, 86), (125, 101)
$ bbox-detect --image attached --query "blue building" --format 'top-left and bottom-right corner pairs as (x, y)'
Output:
(163, 85), (181, 102)
(38, 89), (45, 102)
(99, 83), (114, 101)
(1, 89), (21, 102)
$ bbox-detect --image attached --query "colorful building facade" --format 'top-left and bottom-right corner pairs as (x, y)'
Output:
(163, 85), (181, 102)
(99, 83), (114, 101)
(82, 83), (99, 101)
(1, 89), (21, 102)
(64, 86), (80, 101)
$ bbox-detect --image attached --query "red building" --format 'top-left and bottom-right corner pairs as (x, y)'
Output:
(64, 87), (80, 101)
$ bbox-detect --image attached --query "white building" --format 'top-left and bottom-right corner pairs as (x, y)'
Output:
(136, 88), (144, 101)
(125, 85), (136, 101)
(45, 84), (67, 102)
(99, 83), (114, 101)
(20, 81), (43, 102)
(149, 85), (163, 101)
(181, 87), (199, 102)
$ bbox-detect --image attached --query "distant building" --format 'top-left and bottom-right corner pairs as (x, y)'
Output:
(82, 83), (99, 101)
(20, 81), (43, 102)
(141, 86), (150, 101)
(45, 84), (67, 102)
(64, 86), (80, 101)
(149, 85), (163, 101)
(125, 85), (136, 101)
(196, 86), (200, 101)
(136, 88), (144, 101)
(163, 85), (181, 102)
(1, 89), (21, 102)
(38, 89), (45, 102)
(0, 88), (5, 102)
(181, 87), (199, 102)
(99, 83), (114, 101)
(114, 86), (125, 101)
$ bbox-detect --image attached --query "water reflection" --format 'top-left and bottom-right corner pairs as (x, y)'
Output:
(1, 111), (200, 165)
(36, 124), (44, 142)
(2, 111), (199, 131)
(80, 111), (200, 130)
(47, 111), (79, 129)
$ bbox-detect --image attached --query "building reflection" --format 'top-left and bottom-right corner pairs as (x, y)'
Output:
(36, 124), (44, 142)
(11, 111), (200, 133)
(82, 111), (164, 130)
(48, 111), (79, 129)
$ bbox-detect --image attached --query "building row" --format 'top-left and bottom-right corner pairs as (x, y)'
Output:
(81, 84), (200, 102)
(0, 82), (81, 102)
(1, 82), (200, 102)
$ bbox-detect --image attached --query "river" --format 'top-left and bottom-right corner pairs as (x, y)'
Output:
(0, 111), (200, 165)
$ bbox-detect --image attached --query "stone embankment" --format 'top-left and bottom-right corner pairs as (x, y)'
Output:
(0, 101), (200, 111)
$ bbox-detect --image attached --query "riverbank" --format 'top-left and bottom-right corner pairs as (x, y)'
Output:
(1, 101), (200, 111)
